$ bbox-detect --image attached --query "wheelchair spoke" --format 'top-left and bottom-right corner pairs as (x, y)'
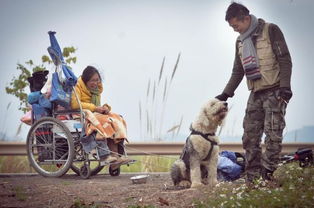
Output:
(27, 117), (74, 177)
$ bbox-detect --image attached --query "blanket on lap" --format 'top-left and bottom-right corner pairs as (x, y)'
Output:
(83, 109), (128, 144)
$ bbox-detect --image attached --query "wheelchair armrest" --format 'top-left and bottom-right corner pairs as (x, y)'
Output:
(53, 109), (81, 115)
(51, 102), (81, 115)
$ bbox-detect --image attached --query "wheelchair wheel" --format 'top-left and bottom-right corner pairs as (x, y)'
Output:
(109, 165), (120, 176)
(79, 163), (91, 179)
(71, 162), (105, 176)
(70, 143), (105, 176)
(26, 117), (74, 177)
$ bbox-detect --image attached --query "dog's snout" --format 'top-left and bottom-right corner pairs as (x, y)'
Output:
(223, 102), (228, 107)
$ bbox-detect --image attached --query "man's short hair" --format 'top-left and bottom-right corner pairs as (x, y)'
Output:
(225, 2), (250, 21)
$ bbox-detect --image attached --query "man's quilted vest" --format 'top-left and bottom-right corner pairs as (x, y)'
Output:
(238, 23), (280, 92)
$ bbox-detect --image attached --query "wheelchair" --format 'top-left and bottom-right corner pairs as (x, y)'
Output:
(26, 85), (133, 179)
(26, 31), (135, 179)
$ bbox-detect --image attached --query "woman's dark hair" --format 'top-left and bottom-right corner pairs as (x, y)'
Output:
(81, 66), (102, 84)
(225, 2), (250, 21)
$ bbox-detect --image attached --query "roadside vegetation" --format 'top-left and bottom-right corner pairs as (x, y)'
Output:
(122, 162), (314, 208)
(1, 156), (313, 207)
(0, 155), (177, 174)
(0, 156), (33, 173)
(194, 162), (314, 208)
(5, 47), (77, 113)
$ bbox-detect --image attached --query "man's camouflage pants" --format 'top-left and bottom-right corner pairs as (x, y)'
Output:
(242, 88), (287, 181)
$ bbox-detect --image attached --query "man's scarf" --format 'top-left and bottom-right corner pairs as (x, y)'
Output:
(88, 87), (101, 107)
(239, 15), (261, 80)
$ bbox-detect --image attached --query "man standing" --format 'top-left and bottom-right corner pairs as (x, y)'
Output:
(215, 2), (292, 182)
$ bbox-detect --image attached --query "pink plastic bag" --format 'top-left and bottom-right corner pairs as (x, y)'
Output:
(20, 110), (32, 125)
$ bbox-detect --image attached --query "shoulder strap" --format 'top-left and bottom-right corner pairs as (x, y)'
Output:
(190, 129), (217, 144)
(263, 23), (270, 43)
(190, 128), (218, 161)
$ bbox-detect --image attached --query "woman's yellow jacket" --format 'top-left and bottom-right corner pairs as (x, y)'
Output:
(71, 77), (103, 112)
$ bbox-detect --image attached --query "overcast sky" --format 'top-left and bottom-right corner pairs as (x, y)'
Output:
(0, 0), (313, 142)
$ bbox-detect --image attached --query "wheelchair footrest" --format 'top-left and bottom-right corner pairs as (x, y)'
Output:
(100, 159), (136, 167)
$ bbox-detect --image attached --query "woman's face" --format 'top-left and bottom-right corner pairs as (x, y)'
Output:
(86, 73), (100, 90)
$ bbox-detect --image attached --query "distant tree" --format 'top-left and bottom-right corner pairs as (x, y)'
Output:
(5, 47), (77, 113)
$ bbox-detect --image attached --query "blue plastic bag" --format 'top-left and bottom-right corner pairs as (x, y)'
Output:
(62, 65), (77, 87)
(28, 91), (41, 104)
(47, 31), (64, 65)
(32, 103), (51, 121)
(38, 94), (52, 109)
(217, 151), (244, 181)
(50, 72), (71, 108)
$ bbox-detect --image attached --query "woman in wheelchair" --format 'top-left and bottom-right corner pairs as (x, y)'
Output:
(71, 65), (131, 165)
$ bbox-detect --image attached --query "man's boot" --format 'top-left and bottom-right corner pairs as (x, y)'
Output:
(261, 167), (274, 181)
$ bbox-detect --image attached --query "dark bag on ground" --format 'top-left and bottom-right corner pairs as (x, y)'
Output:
(217, 151), (245, 181)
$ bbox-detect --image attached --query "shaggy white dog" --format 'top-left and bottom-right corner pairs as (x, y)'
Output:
(170, 99), (228, 188)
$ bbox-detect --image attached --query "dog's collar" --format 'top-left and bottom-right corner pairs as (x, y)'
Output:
(191, 129), (215, 137)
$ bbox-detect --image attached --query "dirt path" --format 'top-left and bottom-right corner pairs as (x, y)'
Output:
(0, 173), (212, 208)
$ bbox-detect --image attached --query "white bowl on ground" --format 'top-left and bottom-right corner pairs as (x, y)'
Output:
(130, 175), (149, 184)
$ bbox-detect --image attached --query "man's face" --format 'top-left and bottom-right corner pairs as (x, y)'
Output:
(228, 16), (251, 34)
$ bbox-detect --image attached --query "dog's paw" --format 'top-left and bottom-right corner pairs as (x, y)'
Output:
(178, 180), (191, 188)
(208, 179), (218, 187)
(202, 178), (209, 185)
(191, 182), (204, 188)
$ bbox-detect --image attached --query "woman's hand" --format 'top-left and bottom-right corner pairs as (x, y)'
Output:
(95, 106), (110, 114)
(95, 106), (105, 114)
(102, 105), (110, 114)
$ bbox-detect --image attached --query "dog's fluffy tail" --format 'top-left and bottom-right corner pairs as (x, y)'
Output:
(170, 159), (187, 186)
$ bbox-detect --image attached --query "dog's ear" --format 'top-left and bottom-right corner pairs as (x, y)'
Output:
(202, 108), (210, 127)
(217, 115), (226, 127)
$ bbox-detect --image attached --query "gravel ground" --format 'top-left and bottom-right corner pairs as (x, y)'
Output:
(0, 173), (215, 208)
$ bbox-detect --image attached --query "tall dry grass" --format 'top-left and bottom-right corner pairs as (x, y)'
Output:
(0, 102), (12, 141)
(139, 101), (142, 139)
(139, 53), (183, 141)
(0, 156), (34, 173)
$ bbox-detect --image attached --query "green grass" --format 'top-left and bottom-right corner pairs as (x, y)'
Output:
(93, 155), (178, 174)
(70, 199), (101, 208)
(13, 186), (27, 201)
(0, 156), (34, 173)
(0, 155), (178, 173)
(121, 155), (177, 173)
(61, 181), (72, 186)
(127, 205), (155, 208)
(193, 162), (314, 208)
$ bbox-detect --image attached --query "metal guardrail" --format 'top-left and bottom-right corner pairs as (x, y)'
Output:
(1, 141), (313, 156)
